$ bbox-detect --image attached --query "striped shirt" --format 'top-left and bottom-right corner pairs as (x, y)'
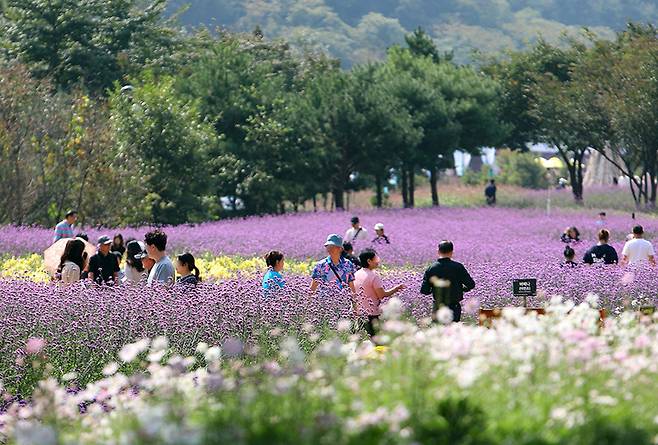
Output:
(53, 220), (74, 243)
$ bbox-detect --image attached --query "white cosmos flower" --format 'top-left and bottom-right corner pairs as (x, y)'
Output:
(118, 339), (150, 363)
(204, 346), (221, 363)
(102, 362), (119, 376)
(436, 306), (453, 324)
(151, 336), (169, 352)
(336, 319), (352, 333)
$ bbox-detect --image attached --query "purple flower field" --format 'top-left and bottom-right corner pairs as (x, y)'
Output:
(2, 207), (657, 394)
(0, 207), (654, 260)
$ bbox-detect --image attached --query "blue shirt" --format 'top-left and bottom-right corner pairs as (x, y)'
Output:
(262, 269), (285, 295)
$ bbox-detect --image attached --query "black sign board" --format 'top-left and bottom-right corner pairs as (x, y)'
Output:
(513, 279), (537, 297)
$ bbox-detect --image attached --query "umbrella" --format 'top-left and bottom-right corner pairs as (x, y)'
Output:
(538, 156), (564, 170)
(44, 238), (97, 275)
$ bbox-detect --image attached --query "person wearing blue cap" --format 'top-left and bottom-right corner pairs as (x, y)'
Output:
(310, 234), (356, 293)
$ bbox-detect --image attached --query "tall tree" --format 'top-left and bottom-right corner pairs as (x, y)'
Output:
(110, 74), (216, 224)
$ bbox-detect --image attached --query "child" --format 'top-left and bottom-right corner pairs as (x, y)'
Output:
(563, 246), (578, 267)
(176, 253), (201, 285)
(263, 251), (285, 295)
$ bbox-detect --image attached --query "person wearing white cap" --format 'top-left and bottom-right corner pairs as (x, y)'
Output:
(372, 223), (390, 245)
(123, 240), (148, 284)
(310, 234), (357, 294)
(87, 235), (120, 285)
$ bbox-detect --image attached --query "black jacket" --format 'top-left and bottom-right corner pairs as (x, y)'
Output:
(420, 258), (476, 308)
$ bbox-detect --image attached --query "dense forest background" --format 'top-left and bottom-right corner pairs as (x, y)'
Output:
(166, 0), (658, 65)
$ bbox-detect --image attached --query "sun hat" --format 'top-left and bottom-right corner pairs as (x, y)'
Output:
(127, 240), (148, 259)
(374, 223), (384, 231)
(97, 235), (112, 246)
(324, 234), (344, 248)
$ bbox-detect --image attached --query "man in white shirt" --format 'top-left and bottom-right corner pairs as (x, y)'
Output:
(621, 225), (656, 266)
(345, 216), (369, 243)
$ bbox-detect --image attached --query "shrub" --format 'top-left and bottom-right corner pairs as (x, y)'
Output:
(496, 149), (549, 189)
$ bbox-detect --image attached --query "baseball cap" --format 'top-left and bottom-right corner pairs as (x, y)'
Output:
(374, 223), (384, 231)
(350, 216), (360, 224)
(324, 234), (344, 248)
(97, 235), (112, 246)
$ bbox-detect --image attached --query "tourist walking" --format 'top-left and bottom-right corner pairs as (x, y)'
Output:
(354, 248), (405, 336)
(176, 253), (201, 285)
(87, 235), (120, 285)
(345, 216), (368, 243)
(310, 234), (356, 293)
(562, 246), (578, 267)
(595, 212), (607, 229)
(144, 229), (175, 285)
(561, 226), (581, 244)
(583, 229), (618, 265)
(485, 179), (497, 206)
(53, 210), (77, 243)
(372, 223), (390, 245)
(420, 240), (475, 322)
(262, 250), (286, 294)
(621, 225), (656, 266)
(124, 240), (147, 284)
(56, 238), (87, 284)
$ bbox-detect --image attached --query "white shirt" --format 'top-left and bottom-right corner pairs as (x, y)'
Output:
(622, 238), (655, 265)
(123, 264), (145, 284)
(345, 227), (369, 243)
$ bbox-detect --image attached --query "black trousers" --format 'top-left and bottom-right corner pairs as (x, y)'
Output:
(363, 315), (379, 337)
(433, 304), (462, 323)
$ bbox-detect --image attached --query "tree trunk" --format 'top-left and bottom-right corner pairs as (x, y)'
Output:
(429, 166), (439, 207)
(401, 169), (409, 208)
(408, 167), (415, 208)
(375, 175), (383, 208)
(312, 195), (317, 212)
(573, 158), (584, 202)
(333, 187), (345, 210)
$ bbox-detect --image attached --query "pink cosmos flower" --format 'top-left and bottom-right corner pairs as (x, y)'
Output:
(25, 337), (45, 355)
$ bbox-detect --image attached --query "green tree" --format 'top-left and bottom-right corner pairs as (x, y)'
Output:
(110, 74), (216, 224)
(2, 0), (180, 95)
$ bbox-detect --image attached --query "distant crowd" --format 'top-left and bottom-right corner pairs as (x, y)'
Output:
(50, 208), (655, 337)
(560, 212), (655, 268)
(53, 211), (200, 287)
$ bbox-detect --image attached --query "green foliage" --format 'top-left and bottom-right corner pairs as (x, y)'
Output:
(412, 397), (494, 445)
(1, 0), (180, 95)
(496, 149), (548, 190)
(0, 60), (135, 226)
(109, 74), (217, 224)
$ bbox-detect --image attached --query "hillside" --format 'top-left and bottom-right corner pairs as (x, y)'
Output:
(167, 0), (658, 65)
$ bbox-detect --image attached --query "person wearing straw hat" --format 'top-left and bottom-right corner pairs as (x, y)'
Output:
(87, 235), (120, 285)
(372, 223), (390, 245)
(310, 234), (356, 294)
